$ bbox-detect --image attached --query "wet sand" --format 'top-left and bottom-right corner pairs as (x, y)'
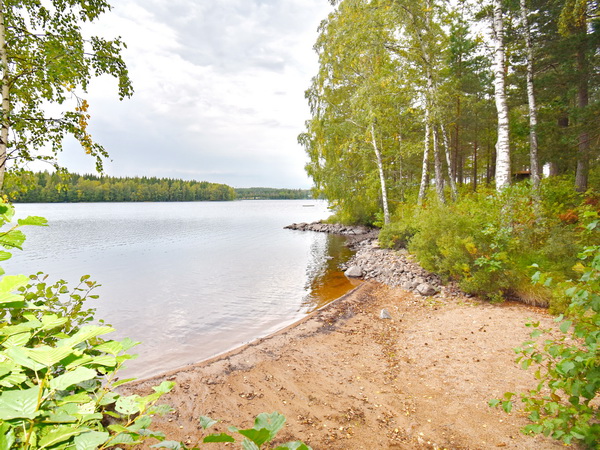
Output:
(128, 281), (568, 449)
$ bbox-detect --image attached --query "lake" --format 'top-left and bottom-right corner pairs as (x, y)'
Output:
(6, 200), (356, 379)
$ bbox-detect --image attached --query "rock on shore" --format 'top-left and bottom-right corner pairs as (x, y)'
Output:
(285, 221), (443, 296)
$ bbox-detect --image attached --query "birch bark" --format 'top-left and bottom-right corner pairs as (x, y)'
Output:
(0, 5), (10, 189)
(492, 0), (511, 190)
(440, 123), (458, 200)
(370, 122), (390, 225)
(520, 0), (541, 192)
(418, 107), (431, 206)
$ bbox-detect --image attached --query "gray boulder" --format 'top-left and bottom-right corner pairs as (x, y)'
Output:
(344, 266), (363, 278)
(416, 283), (437, 296)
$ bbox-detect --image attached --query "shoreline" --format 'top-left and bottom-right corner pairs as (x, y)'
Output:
(128, 264), (567, 449)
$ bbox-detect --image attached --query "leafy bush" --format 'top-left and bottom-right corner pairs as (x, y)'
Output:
(380, 182), (599, 306)
(491, 224), (600, 448)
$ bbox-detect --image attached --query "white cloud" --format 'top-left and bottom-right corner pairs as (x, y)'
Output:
(58, 0), (332, 188)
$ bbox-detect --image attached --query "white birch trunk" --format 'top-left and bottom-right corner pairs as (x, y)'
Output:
(492, 0), (511, 191)
(432, 125), (445, 204)
(370, 122), (390, 225)
(520, 0), (540, 192)
(440, 123), (458, 201)
(418, 107), (431, 206)
(0, 5), (10, 189)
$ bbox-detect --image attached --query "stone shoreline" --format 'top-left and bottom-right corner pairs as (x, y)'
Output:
(286, 220), (445, 297)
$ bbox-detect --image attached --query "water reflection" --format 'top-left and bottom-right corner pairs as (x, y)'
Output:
(302, 234), (360, 311)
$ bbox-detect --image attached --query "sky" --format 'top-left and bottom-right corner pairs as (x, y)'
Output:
(57, 0), (333, 189)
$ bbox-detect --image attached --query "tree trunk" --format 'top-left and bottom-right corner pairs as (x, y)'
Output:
(473, 140), (478, 191)
(492, 0), (511, 190)
(520, 0), (541, 193)
(0, 5), (10, 190)
(440, 123), (458, 200)
(370, 122), (390, 225)
(433, 125), (445, 204)
(418, 108), (431, 206)
(575, 47), (589, 192)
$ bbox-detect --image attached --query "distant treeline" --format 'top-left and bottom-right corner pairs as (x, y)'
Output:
(234, 187), (311, 200)
(5, 171), (237, 202)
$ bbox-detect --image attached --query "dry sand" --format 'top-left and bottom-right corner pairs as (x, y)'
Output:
(128, 281), (571, 449)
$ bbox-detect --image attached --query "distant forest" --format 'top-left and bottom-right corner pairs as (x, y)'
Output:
(4, 171), (237, 202)
(235, 187), (311, 200)
(4, 172), (312, 202)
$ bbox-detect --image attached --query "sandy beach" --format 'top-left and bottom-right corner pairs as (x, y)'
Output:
(129, 281), (569, 449)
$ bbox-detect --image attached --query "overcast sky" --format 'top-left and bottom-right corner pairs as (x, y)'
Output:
(57, 0), (332, 188)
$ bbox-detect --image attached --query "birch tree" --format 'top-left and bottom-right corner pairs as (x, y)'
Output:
(520, 0), (541, 193)
(491, 0), (511, 190)
(0, 0), (132, 189)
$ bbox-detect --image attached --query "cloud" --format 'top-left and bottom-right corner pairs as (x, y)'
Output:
(60, 0), (332, 188)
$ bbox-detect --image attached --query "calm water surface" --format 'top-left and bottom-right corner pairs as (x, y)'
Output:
(8, 201), (356, 378)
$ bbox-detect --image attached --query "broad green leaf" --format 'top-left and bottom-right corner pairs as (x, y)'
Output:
(115, 395), (141, 415)
(93, 340), (123, 356)
(150, 441), (184, 449)
(0, 386), (39, 420)
(241, 439), (261, 450)
(57, 325), (114, 348)
(0, 423), (15, 450)
(153, 381), (175, 394)
(559, 320), (572, 333)
(0, 251), (12, 262)
(254, 412), (286, 441)
(39, 427), (87, 449)
(106, 432), (139, 445)
(18, 216), (48, 227)
(50, 367), (98, 391)
(74, 431), (109, 450)
(203, 433), (236, 443)
(275, 442), (312, 450)
(0, 230), (26, 250)
(199, 415), (218, 429)
(25, 345), (74, 367)
(6, 347), (46, 371)
(1, 331), (32, 347)
(41, 314), (68, 331)
(238, 428), (271, 446)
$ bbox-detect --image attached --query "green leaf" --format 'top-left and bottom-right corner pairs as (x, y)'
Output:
(0, 274), (29, 296)
(241, 439), (261, 450)
(0, 386), (39, 420)
(150, 441), (184, 449)
(74, 431), (109, 450)
(18, 216), (48, 227)
(115, 395), (140, 415)
(0, 423), (16, 450)
(6, 347), (46, 371)
(50, 367), (98, 391)
(238, 428), (271, 446)
(559, 320), (572, 333)
(0, 230), (26, 250)
(152, 381), (175, 394)
(275, 442), (312, 450)
(199, 415), (218, 429)
(25, 345), (74, 367)
(253, 412), (286, 441)
(203, 433), (236, 443)
(0, 251), (12, 262)
(57, 325), (114, 348)
(41, 314), (69, 331)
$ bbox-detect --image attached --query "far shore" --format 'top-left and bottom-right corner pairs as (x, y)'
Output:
(128, 281), (567, 449)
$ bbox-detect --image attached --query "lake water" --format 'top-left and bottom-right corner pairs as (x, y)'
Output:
(7, 201), (357, 379)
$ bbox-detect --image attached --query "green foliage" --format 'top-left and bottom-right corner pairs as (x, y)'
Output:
(0, 0), (133, 176)
(380, 181), (598, 306)
(4, 171), (237, 203)
(491, 229), (600, 448)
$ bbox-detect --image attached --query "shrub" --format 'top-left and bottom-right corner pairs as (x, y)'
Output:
(491, 226), (600, 448)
